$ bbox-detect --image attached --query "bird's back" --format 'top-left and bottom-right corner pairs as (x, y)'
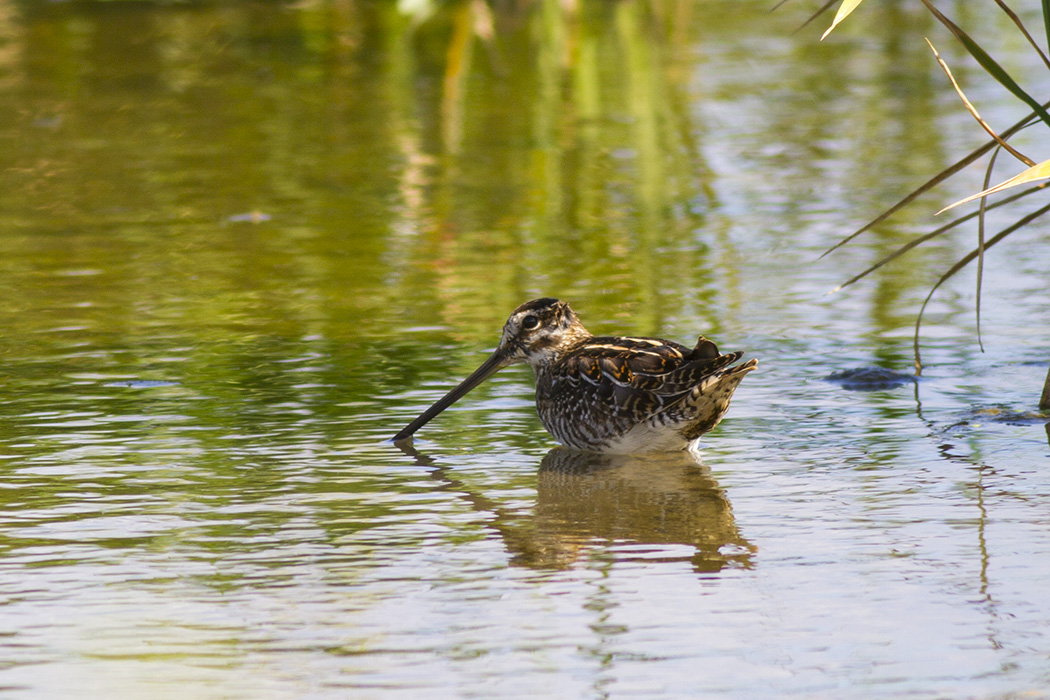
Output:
(533, 335), (756, 452)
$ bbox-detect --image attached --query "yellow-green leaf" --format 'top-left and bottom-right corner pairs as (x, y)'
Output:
(939, 158), (1050, 213)
(821, 0), (867, 41)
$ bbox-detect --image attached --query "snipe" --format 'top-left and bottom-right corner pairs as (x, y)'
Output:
(393, 298), (757, 453)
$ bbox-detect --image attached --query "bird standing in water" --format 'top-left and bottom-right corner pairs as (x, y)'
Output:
(393, 298), (757, 453)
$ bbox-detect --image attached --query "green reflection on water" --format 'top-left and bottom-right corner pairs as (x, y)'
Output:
(0, 0), (977, 350)
(0, 2), (1047, 696)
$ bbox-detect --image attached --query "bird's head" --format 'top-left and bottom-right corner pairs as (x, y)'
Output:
(496, 297), (591, 369)
(391, 298), (590, 443)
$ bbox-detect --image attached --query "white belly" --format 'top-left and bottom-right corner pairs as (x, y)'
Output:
(587, 421), (693, 454)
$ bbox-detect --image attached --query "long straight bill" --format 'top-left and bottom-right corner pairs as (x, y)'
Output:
(392, 350), (506, 442)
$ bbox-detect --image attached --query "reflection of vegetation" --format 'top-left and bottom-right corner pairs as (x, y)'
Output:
(377, 0), (726, 336)
(814, 1), (1050, 407)
(0, 0), (964, 353)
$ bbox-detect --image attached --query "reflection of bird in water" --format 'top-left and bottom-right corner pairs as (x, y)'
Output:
(398, 442), (753, 573)
(393, 298), (757, 452)
(530, 449), (753, 572)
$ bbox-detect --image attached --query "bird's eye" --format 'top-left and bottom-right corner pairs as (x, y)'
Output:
(521, 315), (540, 331)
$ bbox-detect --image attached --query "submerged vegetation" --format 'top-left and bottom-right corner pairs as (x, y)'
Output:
(812, 0), (1050, 407)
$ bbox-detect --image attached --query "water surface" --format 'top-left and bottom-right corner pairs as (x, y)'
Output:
(0, 1), (1049, 698)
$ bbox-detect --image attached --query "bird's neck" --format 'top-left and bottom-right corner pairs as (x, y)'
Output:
(526, 327), (592, 371)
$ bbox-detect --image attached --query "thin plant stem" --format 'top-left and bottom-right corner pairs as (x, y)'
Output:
(794, 0), (838, 34)
(926, 38), (1035, 166)
(1040, 364), (1050, 411)
(914, 201), (1050, 372)
(991, 0), (1050, 73)
(975, 146), (1003, 353)
(821, 105), (1049, 259)
(830, 182), (1048, 293)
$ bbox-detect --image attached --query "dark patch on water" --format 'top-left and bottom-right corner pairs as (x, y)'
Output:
(824, 367), (917, 391)
(946, 405), (1050, 428)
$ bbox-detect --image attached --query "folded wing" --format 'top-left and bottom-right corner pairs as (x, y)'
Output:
(539, 336), (746, 441)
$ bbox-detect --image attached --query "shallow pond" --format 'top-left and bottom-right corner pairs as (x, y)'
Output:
(0, 1), (1049, 698)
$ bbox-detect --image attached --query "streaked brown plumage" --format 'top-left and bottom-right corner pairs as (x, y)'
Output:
(393, 298), (757, 453)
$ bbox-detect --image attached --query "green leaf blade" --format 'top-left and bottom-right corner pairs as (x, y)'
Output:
(921, 0), (1050, 128)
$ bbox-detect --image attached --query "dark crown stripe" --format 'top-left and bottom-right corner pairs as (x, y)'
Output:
(518, 297), (561, 313)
